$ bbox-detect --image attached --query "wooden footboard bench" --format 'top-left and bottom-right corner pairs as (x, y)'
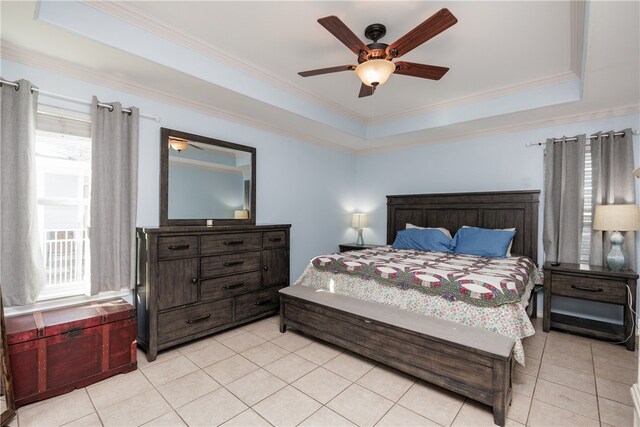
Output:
(279, 286), (515, 426)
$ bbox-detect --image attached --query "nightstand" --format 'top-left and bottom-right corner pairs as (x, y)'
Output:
(543, 262), (638, 351)
(339, 243), (383, 253)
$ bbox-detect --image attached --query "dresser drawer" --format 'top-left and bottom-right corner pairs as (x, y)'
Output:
(157, 236), (198, 259)
(263, 231), (286, 249)
(235, 287), (283, 321)
(551, 273), (626, 303)
(201, 233), (261, 255)
(201, 251), (261, 278)
(201, 271), (262, 302)
(158, 299), (233, 344)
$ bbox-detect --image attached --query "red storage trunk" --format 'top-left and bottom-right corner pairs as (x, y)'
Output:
(5, 298), (137, 407)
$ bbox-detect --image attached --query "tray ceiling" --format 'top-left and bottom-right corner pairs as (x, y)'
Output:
(0, 1), (638, 151)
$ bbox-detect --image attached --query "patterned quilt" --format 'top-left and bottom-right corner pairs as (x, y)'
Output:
(297, 246), (543, 365)
(311, 247), (535, 308)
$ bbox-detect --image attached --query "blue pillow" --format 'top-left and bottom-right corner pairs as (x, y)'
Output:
(392, 228), (454, 253)
(452, 227), (516, 258)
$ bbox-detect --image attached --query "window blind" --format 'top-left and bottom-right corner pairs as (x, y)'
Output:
(579, 143), (592, 264)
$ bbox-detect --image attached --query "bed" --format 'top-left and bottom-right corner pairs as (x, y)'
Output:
(279, 190), (540, 426)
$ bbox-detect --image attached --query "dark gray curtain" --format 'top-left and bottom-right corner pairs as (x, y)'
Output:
(0, 79), (46, 306)
(590, 129), (636, 269)
(90, 97), (139, 295)
(543, 135), (586, 263)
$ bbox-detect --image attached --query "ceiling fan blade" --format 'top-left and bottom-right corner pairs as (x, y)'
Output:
(298, 65), (356, 77)
(387, 8), (458, 59)
(358, 83), (375, 98)
(318, 16), (370, 56)
(189, 143), (204, 150)
(393, 61), (449, 80)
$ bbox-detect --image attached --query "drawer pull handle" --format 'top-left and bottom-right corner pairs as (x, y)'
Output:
(268, 237), (282, 242)
(255, 298), (273, 306)
(168, 244), (190, 250)
(224, 260), (244, 267)
(571, 284), (604, 293)
(224, 240), (244, 246)
(223, 281), (245, 289)
(191, 278), (198, 284)
(363, 319), (372, 324)
(186, 314), (211, 324)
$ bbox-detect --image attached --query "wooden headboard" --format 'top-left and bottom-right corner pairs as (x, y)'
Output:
(386, 190), (540, 263)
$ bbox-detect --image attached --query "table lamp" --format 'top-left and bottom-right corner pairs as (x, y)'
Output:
(234, 210), (249, 219)
(352, 213), (368, 245)
(592, 204), (640, 271)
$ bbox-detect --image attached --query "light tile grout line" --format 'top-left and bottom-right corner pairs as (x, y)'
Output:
(526, 332), (606, 425)
(84, 386), (106, 427)
(524, 326), (547, 426)
(590, 343), (602, 426)
(377, 380), (444, 427)
(20, 315), (637, 427)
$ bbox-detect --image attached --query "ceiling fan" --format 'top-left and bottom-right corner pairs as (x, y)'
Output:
(168, 136), (204, 153)
(298, 8), (458, 98)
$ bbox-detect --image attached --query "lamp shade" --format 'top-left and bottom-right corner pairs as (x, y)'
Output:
(593, 204), (640, 231)
(168, 137), (189, 152)
(352, 213), (368, 228)
(354, 60), (396, 87)
(234, 209), (249, 219)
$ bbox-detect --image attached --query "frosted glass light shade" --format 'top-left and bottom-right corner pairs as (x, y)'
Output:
(593, 204), (640, 231)
(168, 137), (189, 152)
(234, 210), (249, 219)
(352, 213), (368, 228)
(354, 60), (396, 87)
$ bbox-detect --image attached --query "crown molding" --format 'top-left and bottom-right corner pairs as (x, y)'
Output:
(81, 1), (587, 128)
(1, 42), (356, 154)
(360, 104), (640, 155)
(371, 71), (579, 125)
(4, 41), (634, 157)
(80, 0), (367, 124)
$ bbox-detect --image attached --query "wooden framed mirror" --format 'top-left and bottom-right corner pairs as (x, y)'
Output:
(160, 128), (256, 226)
(0, 290), (16, 427)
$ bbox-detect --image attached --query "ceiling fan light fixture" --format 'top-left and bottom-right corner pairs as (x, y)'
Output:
(168, 137), (189, 152)
(355, 59), (395, 87)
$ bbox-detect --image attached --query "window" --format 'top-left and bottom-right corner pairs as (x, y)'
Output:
(579, 143), (592, 264)
(35, 129), (91, 300)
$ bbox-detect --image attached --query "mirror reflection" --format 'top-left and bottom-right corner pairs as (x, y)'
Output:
(167, 136), (252, 220)
(160, 128), (256, 226)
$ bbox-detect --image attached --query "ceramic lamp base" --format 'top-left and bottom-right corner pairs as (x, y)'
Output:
(356, 228), (364, 245)
(606, 231), (626, 271)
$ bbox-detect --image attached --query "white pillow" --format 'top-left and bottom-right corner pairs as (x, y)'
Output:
(461, 226), (516, 257)
(406, 223), (452, 239)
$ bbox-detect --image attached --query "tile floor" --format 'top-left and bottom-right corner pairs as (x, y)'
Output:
(10, 316), (637, 427)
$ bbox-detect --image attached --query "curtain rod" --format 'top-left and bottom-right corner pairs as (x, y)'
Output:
(0, 79), (160, 122)
(526, 129), (640, 147)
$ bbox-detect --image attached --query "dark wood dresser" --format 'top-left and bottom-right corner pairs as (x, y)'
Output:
(136, 224), (290, 361)
(543, 262), (637, 350)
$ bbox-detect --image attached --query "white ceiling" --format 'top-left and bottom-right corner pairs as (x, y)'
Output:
(1, 1), (638, 151)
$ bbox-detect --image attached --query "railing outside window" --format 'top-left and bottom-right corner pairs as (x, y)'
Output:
(39, 229), (89, 298)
